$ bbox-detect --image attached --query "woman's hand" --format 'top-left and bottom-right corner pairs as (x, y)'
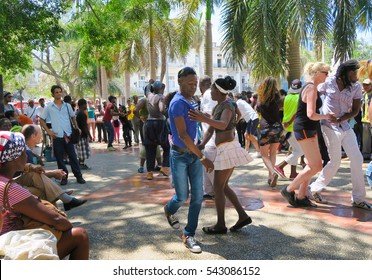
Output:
(188, 109), (209, 122)
(326, 112), (337, 123)
(201, 158), (214, 173)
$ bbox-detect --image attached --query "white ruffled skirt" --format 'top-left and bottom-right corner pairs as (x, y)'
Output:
(214, 140), (253, 170)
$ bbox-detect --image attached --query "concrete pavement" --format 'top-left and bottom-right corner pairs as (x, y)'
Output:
(41, 142), (372, 260)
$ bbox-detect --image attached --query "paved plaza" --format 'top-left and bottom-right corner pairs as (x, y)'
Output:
(42, 141), (372, 260)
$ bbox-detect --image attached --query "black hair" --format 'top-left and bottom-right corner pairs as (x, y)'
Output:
(178, 67), (196, 78)
(63, 95), (72, 103)
(5, 110), (15, 119)
(215, 76), (237, 92)
(108, 95), (116, 102)
(22, 124), (37, 141)
(336, 59), (360, 87)
(78, 98), (87, 107)
(50, 85), (62, 94)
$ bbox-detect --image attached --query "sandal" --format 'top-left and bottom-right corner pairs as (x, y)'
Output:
(230, 217), (252, 232)
(202, 226), (227, 235)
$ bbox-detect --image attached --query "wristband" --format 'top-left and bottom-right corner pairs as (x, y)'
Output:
(24, 164), (31, 173)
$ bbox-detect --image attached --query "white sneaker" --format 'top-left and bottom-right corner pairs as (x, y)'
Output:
(312, 191), (328, 204)
(255, 152), (261, 158)
(352, 201), (372, 211)
(182, 234), (201, 253)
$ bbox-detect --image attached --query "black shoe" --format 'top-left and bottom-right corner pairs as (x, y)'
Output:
(295, 196), (317, 208)
(60, 177), (68, 186)
(64, 198), (87, 211)
(76, 177), (86, 184)
(154, 165), (161, 172)
(80, 164), (91, 170)
(280, 186), (297, 207)
(203, 194), (215, 200)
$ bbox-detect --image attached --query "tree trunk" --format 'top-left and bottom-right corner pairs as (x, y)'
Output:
(204, 20), (213, 78)
(124, 70), (130, 102)
(160, 39), (166, 82)
(149, 15), (156, 80)
(100, 66), (108, 101)
(286, 35), (302, 85)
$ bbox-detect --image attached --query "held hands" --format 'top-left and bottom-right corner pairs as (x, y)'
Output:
(327, 112), (337, 123)
(29, 164), (45, 174)
(201, 158), (214, 173)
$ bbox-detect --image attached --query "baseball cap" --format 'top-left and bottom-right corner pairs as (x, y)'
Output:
(362, 78), (371, 85)
(288, 79), (302, 94)
(153, 80), (163, 90)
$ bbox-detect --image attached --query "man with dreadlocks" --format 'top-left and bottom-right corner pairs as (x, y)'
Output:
(309, 60), (372, 211)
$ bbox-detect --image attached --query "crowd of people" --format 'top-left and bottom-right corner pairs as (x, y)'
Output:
(1, 59), (372, 258)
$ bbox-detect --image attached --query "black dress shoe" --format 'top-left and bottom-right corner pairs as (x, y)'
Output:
(63, 198), (87, 211)
(76, 177), (86, 184)
(60, 177), (68, 186)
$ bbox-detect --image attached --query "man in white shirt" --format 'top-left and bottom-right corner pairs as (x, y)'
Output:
(25, 99), (38, 124)
(199, 75), (217, 199)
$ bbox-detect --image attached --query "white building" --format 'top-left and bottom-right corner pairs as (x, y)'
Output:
(129, 42), (252, 96)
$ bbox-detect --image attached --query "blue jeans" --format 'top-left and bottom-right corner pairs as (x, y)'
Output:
(166, 149), (203, 237)
(104, 120), (114, 147)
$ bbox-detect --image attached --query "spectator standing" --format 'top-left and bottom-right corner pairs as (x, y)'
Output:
(94, 99), (107, 143)
(87, 100), (96, 142)
(24, 99), (38, 124)
(39, 85), (86, 185)
(76, 99), (92, 170)
(361, 78), (372, 159)
(102, 96), (123, 151)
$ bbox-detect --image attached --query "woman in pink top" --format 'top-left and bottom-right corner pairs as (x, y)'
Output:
(0, 131), (90, 259)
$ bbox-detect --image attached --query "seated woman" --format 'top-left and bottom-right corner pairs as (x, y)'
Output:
(0, 131), (89, 260)
(189, 76), (253, 234)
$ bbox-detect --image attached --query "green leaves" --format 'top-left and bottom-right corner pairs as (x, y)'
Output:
(0, 0), (66, 74)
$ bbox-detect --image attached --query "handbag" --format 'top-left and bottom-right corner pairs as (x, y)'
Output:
(3, 180), (65, 241)
(65, 106), (80, 144)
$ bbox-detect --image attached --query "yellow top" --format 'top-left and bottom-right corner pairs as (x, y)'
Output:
(127, 104), (135, 120)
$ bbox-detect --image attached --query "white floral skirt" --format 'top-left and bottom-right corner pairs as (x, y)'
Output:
(214, 140), (253, 170)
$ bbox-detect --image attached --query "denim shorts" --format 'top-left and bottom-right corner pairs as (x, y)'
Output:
(294, 129), (317, 141)
(246, 118), (259, 135)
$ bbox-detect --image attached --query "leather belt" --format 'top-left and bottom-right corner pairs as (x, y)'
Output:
(171, 144), (192, 154)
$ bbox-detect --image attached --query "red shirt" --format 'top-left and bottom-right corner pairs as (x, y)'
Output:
(0, 176), (33, 235)
(102, 103), (114, 122)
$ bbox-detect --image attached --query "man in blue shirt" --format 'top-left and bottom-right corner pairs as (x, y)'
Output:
(39, 85), (86, 185)
(164, 67), (214, 253)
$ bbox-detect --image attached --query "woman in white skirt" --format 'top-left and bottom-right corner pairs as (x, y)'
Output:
(189, 76), (253, 234)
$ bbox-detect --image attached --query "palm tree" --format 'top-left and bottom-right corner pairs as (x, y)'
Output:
(177, 0), (222, 78)
(220, 0), (372, 84)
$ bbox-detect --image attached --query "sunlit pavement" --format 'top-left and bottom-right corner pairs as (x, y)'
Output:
(42, 141), (372, 260)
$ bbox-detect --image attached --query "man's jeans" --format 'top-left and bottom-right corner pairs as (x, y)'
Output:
(104, 120), (114, 147)
(166, 149), (203, 237)
(310, 125), (366, 203)
(53, 137), (82, 179)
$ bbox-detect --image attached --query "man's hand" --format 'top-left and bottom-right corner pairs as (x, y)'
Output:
(201, 158), (214, 173)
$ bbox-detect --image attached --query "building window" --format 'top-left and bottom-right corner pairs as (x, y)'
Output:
(217, 59), (222, 68)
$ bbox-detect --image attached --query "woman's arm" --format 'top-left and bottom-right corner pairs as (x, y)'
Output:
(13, 196), (72, 231)
(305, 85), (335, 121)
(189, 108), (233, 131)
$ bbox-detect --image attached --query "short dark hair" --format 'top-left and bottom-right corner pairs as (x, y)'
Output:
(22, 124), (37, 141)
(78, 98), (87, 107)
(5, 110), (15, 119)
(108, 95), (116, 102)
(51, 85), (62, 94)
(178, 67), (196, 79)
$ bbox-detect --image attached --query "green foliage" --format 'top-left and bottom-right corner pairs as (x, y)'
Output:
(0, 0), (68, 74)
